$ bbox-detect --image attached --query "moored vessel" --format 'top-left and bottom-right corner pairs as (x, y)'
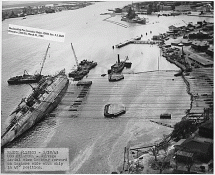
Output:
(68, 43), (97, 81)
(121, 6), (146, 24)
(7, 43), (50, 85)
(110, 54), (131, 73)
(1, 69), (69, 147)
(104, 104), (126, 118)
(109, 73), (124, 82)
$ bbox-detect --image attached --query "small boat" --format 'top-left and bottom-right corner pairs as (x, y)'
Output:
(101, 74), (106, 77)
(7, 71), (42, 85)
(104, 104), (126, 118)
(109, 73), (124, 82)
(160, 113), (171, 119)
(7, 43), (50, 85)
(174, 71), (183, 77)
(1, 69), (69, 147)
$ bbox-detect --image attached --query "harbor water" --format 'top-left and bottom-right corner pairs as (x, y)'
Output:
(1, 1), (213, 173)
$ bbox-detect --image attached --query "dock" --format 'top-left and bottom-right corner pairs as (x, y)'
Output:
(115, 39), (162, 48)
(150, 120), (173, 128)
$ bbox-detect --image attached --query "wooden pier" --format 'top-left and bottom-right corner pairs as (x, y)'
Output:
(115, 39), (162, 48)
(132, 40), (162, 44)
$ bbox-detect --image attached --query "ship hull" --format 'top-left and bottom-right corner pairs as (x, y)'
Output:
(1, 74), (69, 147)
(7, 75), (42, 85)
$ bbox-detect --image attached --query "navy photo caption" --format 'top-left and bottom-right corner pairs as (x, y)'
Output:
(4, 148), (69, 171)
(8, 24), (65, 42)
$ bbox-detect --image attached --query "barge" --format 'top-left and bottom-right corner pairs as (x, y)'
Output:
(109, 73), (124, 82)
(160, 113), (171, 119)
(1, 69), (69, 147)
(104, 104), (126, 118)
(68, 43), (97, 81)
(7, 43), (50, 85)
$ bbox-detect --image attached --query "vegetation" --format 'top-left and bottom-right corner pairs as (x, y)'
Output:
(171, 120), (198, 142)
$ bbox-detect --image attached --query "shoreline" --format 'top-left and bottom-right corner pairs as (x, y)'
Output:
(116, 70), (190, 174)
(118, 60), (213, 173)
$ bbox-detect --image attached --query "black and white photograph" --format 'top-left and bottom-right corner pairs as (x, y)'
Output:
(1, 1), (214, 174)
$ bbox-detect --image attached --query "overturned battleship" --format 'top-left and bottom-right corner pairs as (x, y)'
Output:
(1, 69), (69, 147)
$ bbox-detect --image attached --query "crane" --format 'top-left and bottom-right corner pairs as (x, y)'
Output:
(39, 43), (50, 75)
(182, 20), (187, 26)
(71, 43), (79, 68)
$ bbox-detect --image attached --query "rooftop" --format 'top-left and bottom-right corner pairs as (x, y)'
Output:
(176, 150), (194, 157)
(192, 40), (209, 46)
(199, 120), (213, 130)
(181, 138), (212, 154)
(188, 54), (213, 66)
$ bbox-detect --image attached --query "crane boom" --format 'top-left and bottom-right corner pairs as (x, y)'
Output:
(182, 20), (187, 25)
(71, 43), (79, 67)
(39, 43), (50, 75)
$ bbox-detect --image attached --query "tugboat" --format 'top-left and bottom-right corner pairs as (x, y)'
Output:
(1, 69), (69, 147)
(7, 43), (50, 85)
(110, 54), (131, 73)
(121, 6), (146, 24)
(68, 43), (97, 81)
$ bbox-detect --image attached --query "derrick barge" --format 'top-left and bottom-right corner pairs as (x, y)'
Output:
(1, 69), (69, 147)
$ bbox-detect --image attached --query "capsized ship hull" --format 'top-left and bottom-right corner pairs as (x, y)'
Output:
(1, 70), (69, 147)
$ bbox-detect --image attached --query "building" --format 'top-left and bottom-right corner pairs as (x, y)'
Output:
(169, 24), (186, 31)
(205, 47), (214, 57)
(188, 54), (213, 68)
(174, 138), (213, 162)
(189, 31), (210, 39)
(198, 120), (213, 139)
(160, 5), (172, 11)
(175, 5), (191, 11)
(152, 35), (161, 40)
(191, 40), (209, 51)
(175, 150), (194, 162)
(202, 23), (214, 31)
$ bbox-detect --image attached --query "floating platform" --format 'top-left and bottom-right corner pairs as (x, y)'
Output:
(76, 81), (92, 86)
(115, 39), (162, 48)
(174, 71), (183, 77)
(160, 113), (171, 119)
(109, 74), (124, 82)
(104, 104), (126, 118)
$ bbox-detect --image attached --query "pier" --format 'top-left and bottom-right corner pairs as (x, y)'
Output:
(115, 39), (162, 48)
(103, 16), (128, 28)
(150, 120), (174, 128)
